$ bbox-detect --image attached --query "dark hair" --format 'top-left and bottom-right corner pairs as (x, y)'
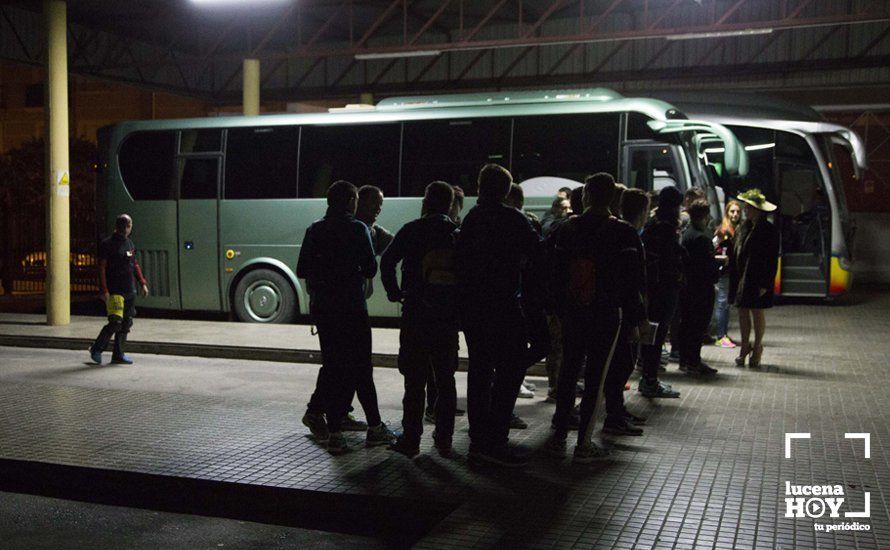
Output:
(620, 188), (650, 223)
(609, 182), (628, 215)
(569, 187), (584, 215)
(558, 186), (572, 195)
(424, 181), (454, 215)
(657, 185), (683, 218)
(477, 163), (513, 202)
(358, 185), (383, 203)
(327, 180), (357, 209)
(583, 172), (616, 208)
(115, 214), (132, 232)
(684, 186), (706, 207)
(505, 183), (524, 209)
(687, 198), (711, 223)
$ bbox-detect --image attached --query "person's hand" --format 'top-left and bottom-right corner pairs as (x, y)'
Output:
(140, 283), (150, 297)
(99, 291), (109, 303)
(758, 287), (768, 297)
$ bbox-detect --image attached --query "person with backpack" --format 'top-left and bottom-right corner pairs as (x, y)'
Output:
(298, 180), (395, 455)
(381, 181), (460, 458)
(545, 173), (647, 462)
(456, 164), (541, 467)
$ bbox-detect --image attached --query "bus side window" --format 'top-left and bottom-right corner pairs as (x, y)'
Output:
(118, 131), (176, 201)
(225, 127), (299, 199)
(298, 124), (400, 199)
(401, 118), (511, 197)
(179, 158), (219, 200)
(512, 113), (619, 184)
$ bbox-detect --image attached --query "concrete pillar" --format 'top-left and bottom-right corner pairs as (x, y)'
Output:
(360, 92), (374, 105)
(243, 59), (260, 116)
(44, 0), (70, 325)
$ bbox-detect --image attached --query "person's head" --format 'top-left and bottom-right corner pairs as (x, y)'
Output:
(477, 163), (513, 203)
(114, 214), (133, 237)
(422, 181), (454, 217)
(620, 188), (650, 230)
(720, 199), (742, 236)
(582, 172), (616, 211)
(687, 199), (711, 230)
(356, 185), (384, 224)
(737, 188), (776, 222)
(609, 182), (628, 216)
(505, 183), (525, 210)
(656, 185), (683, 221)
(449, 185), (465, 223)
(569, 187), (584, 216)
(327, 180), (358, 214)
(556, 186), (572, 200)
(683, 187), (706, 209)
(550, 197), (571, 219)
(743, 202), (762, 222)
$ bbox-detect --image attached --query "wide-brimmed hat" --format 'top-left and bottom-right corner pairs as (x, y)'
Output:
(737, 188), (777, 212)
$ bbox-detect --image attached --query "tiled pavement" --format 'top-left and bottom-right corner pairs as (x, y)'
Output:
(1, 292), (890, 548)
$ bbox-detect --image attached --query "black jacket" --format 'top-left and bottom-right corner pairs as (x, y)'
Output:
(297, 208), (377, 315)
(641, 217), (687, 297)
(681, 224), (721, 292)
(733, 218), (780, 308)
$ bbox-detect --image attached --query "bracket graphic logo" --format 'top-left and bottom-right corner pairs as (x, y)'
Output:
(783, 432), (871, 532)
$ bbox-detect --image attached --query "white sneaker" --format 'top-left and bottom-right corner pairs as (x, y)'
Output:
(522, 379), (537, 392)
(518, 383), (534, 399)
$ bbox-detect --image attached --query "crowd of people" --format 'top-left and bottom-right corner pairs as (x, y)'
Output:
(91, 163), (780, 468)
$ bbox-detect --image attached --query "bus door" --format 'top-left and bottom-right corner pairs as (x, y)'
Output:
(176, 156), (222, 310)
(775, 161), (830, 296)
(622, 143), (686, 192)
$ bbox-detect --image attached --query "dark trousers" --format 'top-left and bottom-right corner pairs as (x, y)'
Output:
(463, 311), (527, 451)
(679, 285), (715, 366)
(398, 315), (458, 444)
(91, 294), (136, 359)
(307, 312), (377, 433)
(640, 288), (679, 382)
(603, 326), (636, 421)
(524, 305), (552, 370)
(553, 306), (623, 446)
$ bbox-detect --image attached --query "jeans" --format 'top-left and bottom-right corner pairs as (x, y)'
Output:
(307, 312), (377, 433)
(553, 306), (623, 446)
(91, 294), (136, 359)
(714, 276), (731, 338)
(463, 311), (527, 451)
(398, 315), (458, 444)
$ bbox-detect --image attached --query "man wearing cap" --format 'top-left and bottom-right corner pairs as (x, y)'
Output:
(638, 186), (685, 399)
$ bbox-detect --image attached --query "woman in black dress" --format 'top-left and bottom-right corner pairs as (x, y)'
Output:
(732, 189), (780, 368)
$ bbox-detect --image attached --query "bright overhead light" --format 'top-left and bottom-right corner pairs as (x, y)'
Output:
(355, 50), (441, 61)
(191, 0), (289, 5)
(666, 28), (773, 41)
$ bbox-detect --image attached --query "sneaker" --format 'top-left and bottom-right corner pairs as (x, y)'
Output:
(623, 411), (647, 425)
(111, 355), (133, 365)
(471, 446), (529, 468)
(89, 347), (103, 365)
(576, 382), (585, 397)
(718, 336), (737, 349)
(638, 379), (680, 399)
(685, 362), (718, 376)
(550, 409), (580, 431)
(424, 409), (436, 424)
(366, 422), (396, 447)
(327, 432), (348, 455)
(544, 435), (567, 458)
(518, 384), (535, 399)
(573, 442), (610, 463)
(603, 417), (644, 436)
(388, 435), (420, 458)
(522, 379), (537, 392)
(702, 334), (717, 345)
(509, 413), (528, 430)
(454, 407), (466, 416)
(302, 412), (329, 442)
(341, 413), (368, 431)
(545, 389), (557, 403)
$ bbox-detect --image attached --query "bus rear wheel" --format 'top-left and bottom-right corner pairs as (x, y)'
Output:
(233, 269), (297, 324)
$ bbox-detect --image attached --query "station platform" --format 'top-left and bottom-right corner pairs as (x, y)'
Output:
(1, 291), (889, 548)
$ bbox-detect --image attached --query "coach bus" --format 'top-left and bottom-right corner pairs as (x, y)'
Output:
(96, 88), (747, 322)
(655, 92), (865, 298)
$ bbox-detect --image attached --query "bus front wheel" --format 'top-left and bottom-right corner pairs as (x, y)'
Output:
(233, 269), (297, 324)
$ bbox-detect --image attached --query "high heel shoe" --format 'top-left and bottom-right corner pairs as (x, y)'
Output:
(749, 344), (764, 369)
(735, 342), (751, 367)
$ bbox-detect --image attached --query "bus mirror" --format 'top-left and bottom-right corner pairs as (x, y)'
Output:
(831, 135), (863, 180)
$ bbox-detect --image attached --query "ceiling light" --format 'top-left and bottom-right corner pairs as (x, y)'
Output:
(355, 50), (442, 61)
(666, 28), (773, 41)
